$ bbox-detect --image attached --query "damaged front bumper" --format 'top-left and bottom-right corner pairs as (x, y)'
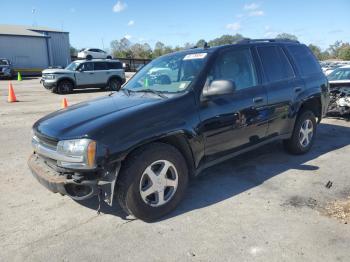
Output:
(28, 153), (120, 204)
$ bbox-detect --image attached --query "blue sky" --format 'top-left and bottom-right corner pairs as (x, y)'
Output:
(1, 0), (349, 50)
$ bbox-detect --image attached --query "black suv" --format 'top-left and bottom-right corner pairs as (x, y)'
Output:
(29, 39), (329, 221)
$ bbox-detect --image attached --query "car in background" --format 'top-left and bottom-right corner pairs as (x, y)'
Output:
(41, 59), (125, 94)
(78, 48), (113, 60)
(327, 65), (350, 116)
(0, 58), (15, 79)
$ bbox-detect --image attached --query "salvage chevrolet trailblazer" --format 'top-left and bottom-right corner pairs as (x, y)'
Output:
(29, 39), (329, 221)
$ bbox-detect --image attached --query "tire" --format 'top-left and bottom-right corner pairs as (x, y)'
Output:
(106, 55), (112, 59)
(116, 142), (189, 222)
(108, 78), (122, 91)
(283, 110), (316, 154)
(56, 80), (74, 94)
(86, 55), (92, 60)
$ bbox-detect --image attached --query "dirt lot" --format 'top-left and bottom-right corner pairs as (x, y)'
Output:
(1, 77), (350, 262)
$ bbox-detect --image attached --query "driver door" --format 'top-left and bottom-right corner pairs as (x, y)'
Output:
(198, 47), (269, 161)
(75, 62), (95, 86)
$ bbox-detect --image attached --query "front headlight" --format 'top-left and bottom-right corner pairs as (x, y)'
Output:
(45, 74), (55, 79)
(57, 139), (96, 169)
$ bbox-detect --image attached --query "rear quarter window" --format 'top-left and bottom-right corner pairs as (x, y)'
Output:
(257, 46), (295, 83)
(108, 62), (123, 69)
(286, 45), (321, 77)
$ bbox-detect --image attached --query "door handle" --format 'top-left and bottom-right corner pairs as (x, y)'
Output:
(253, 97), (263, 103)
(294, 87), (303, 93)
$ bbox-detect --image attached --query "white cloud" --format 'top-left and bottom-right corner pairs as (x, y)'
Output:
(127, 20), (135, 26)
(226, 22), (241, 31)
(124, 34), (132, 39)
(244, 3), (259, 10)
(113, 1), (127, 13)
(249, 10), (264, 16)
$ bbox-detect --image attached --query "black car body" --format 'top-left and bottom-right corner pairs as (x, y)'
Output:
(29, 39), (329, 221)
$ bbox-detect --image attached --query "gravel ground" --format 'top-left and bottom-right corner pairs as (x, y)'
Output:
(1, 77), (350, 262)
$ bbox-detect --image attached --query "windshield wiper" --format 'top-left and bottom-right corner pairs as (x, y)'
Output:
(134, 89), (168, 99)
(121, 88), (131, 96)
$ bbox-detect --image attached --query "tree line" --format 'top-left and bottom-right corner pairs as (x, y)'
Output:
(71, 33), (350, 61)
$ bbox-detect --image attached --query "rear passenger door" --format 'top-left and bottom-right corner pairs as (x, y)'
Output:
(93, 62), (108, 85)
(256, 45), (302, 137)
(199, 47), (269, 161)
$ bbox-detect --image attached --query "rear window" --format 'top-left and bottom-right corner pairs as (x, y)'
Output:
(286, 45), (321, 77)
(93, 62), (107, 70)
(257, 46), (295, 83)
(108, 62), (123, 70)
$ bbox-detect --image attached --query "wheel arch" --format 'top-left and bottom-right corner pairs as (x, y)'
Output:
(119, 132), (196, 179)
(298, 95), (322, 123)
(57, 77), (76, 88)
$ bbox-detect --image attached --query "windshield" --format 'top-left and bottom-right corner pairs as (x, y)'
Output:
(0, 59), (9, 66)
(65, 62), (80, 71)
(124, 52), (209, 93)
(328, 68), (350, 81)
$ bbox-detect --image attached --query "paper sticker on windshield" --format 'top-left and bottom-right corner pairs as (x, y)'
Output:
(183, 53), (207, 60)
(179, 83), (187, 90)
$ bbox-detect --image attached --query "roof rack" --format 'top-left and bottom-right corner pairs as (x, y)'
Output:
(235, 38), (300, 44)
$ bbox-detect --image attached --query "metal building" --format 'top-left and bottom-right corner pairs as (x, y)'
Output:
(0, 24), (70, 74)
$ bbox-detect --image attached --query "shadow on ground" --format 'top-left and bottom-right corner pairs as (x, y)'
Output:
(76, 122), (350, 221)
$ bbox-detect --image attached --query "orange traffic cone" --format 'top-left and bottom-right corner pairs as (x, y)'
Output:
(7, 82), (17, 103)
(61, 98), (68, 108)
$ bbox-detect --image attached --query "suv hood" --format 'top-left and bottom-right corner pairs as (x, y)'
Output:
(42, 68), (74, 74)
(33, 92), (160, 140)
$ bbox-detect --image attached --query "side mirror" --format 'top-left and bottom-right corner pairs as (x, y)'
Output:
(202, 80), (236, 98)
(77, 68), (83, 72)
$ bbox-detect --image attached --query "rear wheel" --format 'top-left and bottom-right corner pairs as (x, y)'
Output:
(283, 110), (316, 154)
(108, 78), (122, 91)
(56, 80), (74, 94)
(116, 143), (189, 221)
(107, 55), (112, 59)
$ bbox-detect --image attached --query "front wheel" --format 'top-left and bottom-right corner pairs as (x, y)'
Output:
(55, 80), (73, 94)
(108, 78), (122, 91)
(116, 143), (189, 222)
(283, 110), (316, 154)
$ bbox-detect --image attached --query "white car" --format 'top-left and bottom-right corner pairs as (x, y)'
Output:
(328, 65), (350, 85)
(78, 48), (113, 60)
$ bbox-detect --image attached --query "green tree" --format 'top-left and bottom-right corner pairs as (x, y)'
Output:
(327, 40), (342, 58)
(153, 41), (165, 58)
(70, 45), (78, 56)
(275, 33), (298, 41)
(110, 38), (132, 58)
(338, 43), (350, 60)
(208, 34), (244, 47)
(196, 39), (206, 48)
(308, 44), (322, 60)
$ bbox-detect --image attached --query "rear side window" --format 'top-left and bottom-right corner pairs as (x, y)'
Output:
(257, 46), (295, 83)
(108, 62), (123, 69)
(286, 45), (321, 77)
(93, 62), (107, 70)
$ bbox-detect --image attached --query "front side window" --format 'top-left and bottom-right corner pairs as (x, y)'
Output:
(79, 62), (93, 71)
(258, 46), (295, 83)
(124, 52), (209, 93)
(65, 62), (79, 71)
(208, 48), (257, 90)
